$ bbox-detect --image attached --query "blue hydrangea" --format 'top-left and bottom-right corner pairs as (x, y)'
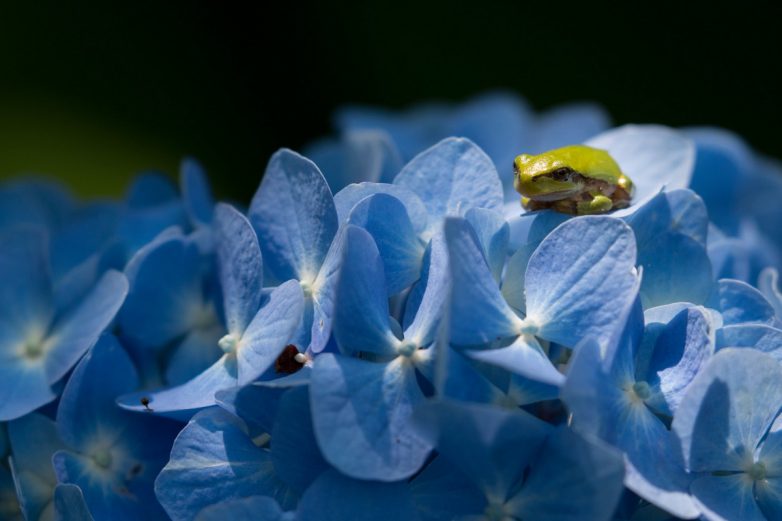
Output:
(3, 91), (782, 520)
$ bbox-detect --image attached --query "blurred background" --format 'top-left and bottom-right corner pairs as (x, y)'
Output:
(1, 2), (779, 201)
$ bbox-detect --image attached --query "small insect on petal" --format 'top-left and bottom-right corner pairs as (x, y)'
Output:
(275, 344), (305, 374)
(140, 396), (152, 412)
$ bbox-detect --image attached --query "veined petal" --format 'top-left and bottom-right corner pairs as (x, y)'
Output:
(526, 216), (638, 348)
(673, 349), (782, 473)
(464, 208), (509, 284)
(707, 279), (776, 326)
(155, 408), (295, 521)
(214, 204), (263, 336)
(404, 230), (449, 348)
(0, 361), (55, 422)
(334, 182), (429, 235)
(394, 138), (503, 231)
(309, 226), (346, 353)
(465, 335), (564, 388)
(347, 193), (425, 294)
(445, 218), (522, 346)
(716, 324), (782, 360)
(53, 484), (94, 521)
(333, 226), (399, 357)
(249, 149), (337, 283)
(310, 354), (430, 481)
(691, 474), (765, 521)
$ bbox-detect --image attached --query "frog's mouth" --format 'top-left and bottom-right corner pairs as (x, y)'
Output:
(521, 168), (586, 201)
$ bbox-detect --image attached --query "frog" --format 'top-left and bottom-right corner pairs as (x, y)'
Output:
(513, 144), (634, 215)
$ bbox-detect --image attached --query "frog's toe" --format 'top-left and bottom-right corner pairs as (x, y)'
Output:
(577, 194), (613, 214)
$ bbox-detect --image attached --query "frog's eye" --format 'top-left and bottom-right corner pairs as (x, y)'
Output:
(549, 168), (574, 182)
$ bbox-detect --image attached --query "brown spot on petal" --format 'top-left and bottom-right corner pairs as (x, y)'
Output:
(275, 344), (304, 374)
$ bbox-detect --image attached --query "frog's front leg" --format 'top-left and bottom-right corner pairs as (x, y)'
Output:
(576, 192), (613, 214)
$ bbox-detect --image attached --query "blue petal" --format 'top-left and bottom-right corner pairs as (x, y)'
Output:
(500, 244), (534, 314)
(118, 236), (206, 348)
(165, 325), (225, 385)
(117, 201), (188, 255)
(334, 182), (429, 235)
(237, 280), (304, 385)
(716, 324), (782, 360)
(690, 474), (765, 521)
(214, 384), (285, 438)
(673, 349), (782, 472)
(53, 484), (94, 521)
(755, 478), (782, 521)
(464, 208), (509, 283)
(305, 129), (403, 191)
(758, 268), (782, 320)
(155, 408), (295, 521)
(707, 279), (777, 326)
(394, 138), (503, 230)
(665, 189), (709, 245)
(585, 125), (695, 216)
(7, 413), (63, 520)
(333, 226), (399, 357)
(125, 173), (178, 208)
(438, 348), (508, 406)
(0, 361), (55, 421)
(195, 496), (293, 521)
(347, 193), (425, 294)
(506, 427), (624, 521)
(409, 456), (486, 520)
(118, 355), (237, 421)
(412, 400), (550, 499)
(249, 149), (337, 283)
(445, 218), (522, 346)
(465, 335), (564, 388)
(526, 216), (639, 348)
(0, 226), (53, 338)
(214, 204), (263, 336)
(404, 230), (449, 348)
(180, 157), (214, 226)
(44, 270), (128, 384)
(643, 307), (715, 416)
(310, 354), (430, 481)
(296, 469), (420, 521)
(49, 202), (120, 280)
(309, 226), (346, 353)
(685, 127), (753, 232)
(270, 387), (329, 494)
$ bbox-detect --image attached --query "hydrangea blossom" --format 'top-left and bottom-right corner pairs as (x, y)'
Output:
(2, 92), (782, 520)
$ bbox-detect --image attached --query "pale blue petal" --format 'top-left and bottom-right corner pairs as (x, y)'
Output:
(214, 204), (263, 336)
(347, 193), (425, 294)
(465, 335), (564, 388)
(310, 354), (430, 481)
(0, 361), (55, 421)
(755, 478), (782, 521)
(180, 157), (214, 226)
(707, 279), (776, 326)
(309, 225), (346, 353)
(526, 216), (638, 348)
(412, 400), (550, 499)
(296, 469), (420, 521)
(585, 125), (695, 216)
(464, 208), (509, 283)
(237, 280), (304, 385)
(500, 244), (534, 314)
(643, 307), (715, 416)
(45, 270), (128, 384)
(673, 349), (782, 472)
(394, 138), (503, 229)
(717, 324), (782, 360)
(214, 384), (286, 438)
(195, 496), (292, 521)
(155, 408), (295, 521)
(333, 226), (399, 357)
(249, 149), (337, 283)
(404, 230), (449, 348)
(664, 189), (709, 245)
(691, 474), (765, 521)
(758, 268), (782, 320)
(333, 182), (429, 235)
(445, 218), (522, 346)
(270, 387), (329, 494)
(507, 428), (624, 521)
(7, 413), (63, 521)
(117, 355), (237, 421)
(54, 484), (94, 521)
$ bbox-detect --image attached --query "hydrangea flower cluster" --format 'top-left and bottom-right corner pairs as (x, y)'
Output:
(2, 91), (782, 521)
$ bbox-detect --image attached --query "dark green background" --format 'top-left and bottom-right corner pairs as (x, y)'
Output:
(1, 3), (779, 201)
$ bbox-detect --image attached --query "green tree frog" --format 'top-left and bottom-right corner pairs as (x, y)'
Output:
(513, 144), (634, 214)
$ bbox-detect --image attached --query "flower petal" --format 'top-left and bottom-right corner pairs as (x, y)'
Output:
(310, 354), (430, 481)
(249, 149), (337, 283)
(53, 484), (94, 521)
(195, 496), (292, 521)
(690, 474), (765, 521)
(179, 157), (214, 226)
(706, 279), (776, 326)
(334, 182), (429, 235)
(464, 208), (509, 283)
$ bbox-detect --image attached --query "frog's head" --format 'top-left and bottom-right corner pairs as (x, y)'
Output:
(513, 153), (585, 202)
